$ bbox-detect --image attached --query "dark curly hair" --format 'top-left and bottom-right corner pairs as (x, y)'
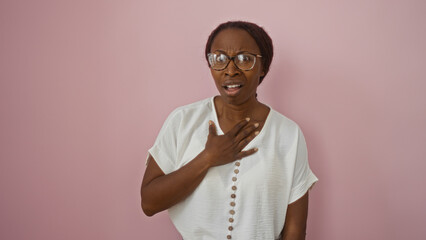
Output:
(205, 21), (274, 85)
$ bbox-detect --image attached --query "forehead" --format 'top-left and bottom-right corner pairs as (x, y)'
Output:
(210, 28), (260, 54)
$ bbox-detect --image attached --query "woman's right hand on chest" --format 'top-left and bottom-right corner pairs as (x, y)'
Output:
(202, 118), (259, 167)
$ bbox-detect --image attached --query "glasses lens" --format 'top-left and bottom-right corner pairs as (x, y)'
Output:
(208, 53), (229, 70)
(235, 54), (256, 70)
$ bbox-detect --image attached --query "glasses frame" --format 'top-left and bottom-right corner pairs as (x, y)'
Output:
(207, 52), (262, 71)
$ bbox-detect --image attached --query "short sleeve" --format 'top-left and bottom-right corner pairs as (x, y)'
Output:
(288, 127), (319, 204)
(146, 109), (182, 175)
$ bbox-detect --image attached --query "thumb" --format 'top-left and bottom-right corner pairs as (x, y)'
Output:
(208, 120), (217, 136)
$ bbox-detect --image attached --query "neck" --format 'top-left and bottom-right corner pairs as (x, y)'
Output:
(216, 95), (259, 122)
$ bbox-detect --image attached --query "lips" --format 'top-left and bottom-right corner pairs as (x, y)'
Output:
(224, 84), (242, 90)
(222, 83), (243, 96)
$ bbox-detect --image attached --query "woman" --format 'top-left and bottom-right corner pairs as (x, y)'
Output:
(141, 21), (318, 240)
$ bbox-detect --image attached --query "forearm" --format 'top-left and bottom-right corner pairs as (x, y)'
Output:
(281, 191), (309, 240)
(141, 151), (211, 216)
(281, 231), (306, 240)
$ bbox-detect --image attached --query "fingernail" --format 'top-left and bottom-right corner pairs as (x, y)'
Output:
(255, 131), (259, 135)
(209, 120), (213, 125)
(254, 147), (258, 151)
(254, 123), (259, 128)
(245, 117), (250, 122)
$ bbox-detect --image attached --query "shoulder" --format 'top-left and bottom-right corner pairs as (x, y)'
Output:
(267, 107), (301, 134)
(262, 107), (307, 150)
(173, 97), (212, 114)
(164, 97), (213, 124)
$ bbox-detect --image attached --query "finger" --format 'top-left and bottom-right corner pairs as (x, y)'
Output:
(234, 123), (259, 143)
(208, 120), (217, 136)
(228, 117), (250, 136)
(236, 147), (258, 160)
(236, 129), (259, 151)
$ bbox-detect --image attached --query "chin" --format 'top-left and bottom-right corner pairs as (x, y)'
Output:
(218, 94), (249, 106)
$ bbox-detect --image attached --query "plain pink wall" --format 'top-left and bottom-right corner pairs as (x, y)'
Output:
(1, 0), (425, 239)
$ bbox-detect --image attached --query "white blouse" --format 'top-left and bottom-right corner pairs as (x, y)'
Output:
(147, 96), (318, 240)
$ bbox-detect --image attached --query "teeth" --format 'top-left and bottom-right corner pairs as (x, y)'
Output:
(226, 84), (241, 88)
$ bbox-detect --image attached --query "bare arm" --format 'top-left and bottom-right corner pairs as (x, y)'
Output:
(141, 152), (213, 216)
(281, 191), (309, 240)
(141, 119), (259, 216)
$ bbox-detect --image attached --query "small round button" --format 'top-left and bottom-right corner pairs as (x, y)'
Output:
(227, 235), (232, 239)
(232, 186), (237, 191)
(229, 218), (234, 223)
(234, 169), (239, 174)
(230, 202), (235, 207)
(231, 194), (236, 198)
(232, 177), (237, 181)
(230, 210), (235, 215)
(235, 162), (240, 166)
(228, 226), (233, 231)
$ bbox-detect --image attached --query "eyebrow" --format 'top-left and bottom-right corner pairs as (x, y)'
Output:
(213, 50), (254, 55)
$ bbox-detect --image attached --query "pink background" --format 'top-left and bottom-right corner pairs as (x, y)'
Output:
(1, 0), (425, 239)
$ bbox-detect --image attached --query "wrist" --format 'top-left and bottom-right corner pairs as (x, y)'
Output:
(198, 150), (215, 169)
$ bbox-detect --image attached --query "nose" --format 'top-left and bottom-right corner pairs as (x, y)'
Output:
(224, 60), (241, 77)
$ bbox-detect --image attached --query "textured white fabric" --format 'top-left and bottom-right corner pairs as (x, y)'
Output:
(147, 96), (318, 240)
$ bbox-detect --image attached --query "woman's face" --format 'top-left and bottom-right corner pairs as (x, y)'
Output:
(209, 28), (264, 105)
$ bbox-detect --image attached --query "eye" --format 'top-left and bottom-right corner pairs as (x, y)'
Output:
(237, 54), (251, 63)
(216, 54), (228, 63)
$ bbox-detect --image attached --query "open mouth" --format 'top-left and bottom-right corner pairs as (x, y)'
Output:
(223, 84), (243, 90)
(223, 84), (243, 96)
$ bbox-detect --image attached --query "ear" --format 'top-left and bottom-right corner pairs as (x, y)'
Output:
(260, 66), (265, 77)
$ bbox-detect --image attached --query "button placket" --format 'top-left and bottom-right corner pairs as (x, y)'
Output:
(227, 160), (241, 239)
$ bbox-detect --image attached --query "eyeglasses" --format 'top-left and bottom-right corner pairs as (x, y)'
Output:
(207, 52), (262, 71)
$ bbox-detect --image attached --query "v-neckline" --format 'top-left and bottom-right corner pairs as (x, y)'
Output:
(210, 96), (272, 139)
